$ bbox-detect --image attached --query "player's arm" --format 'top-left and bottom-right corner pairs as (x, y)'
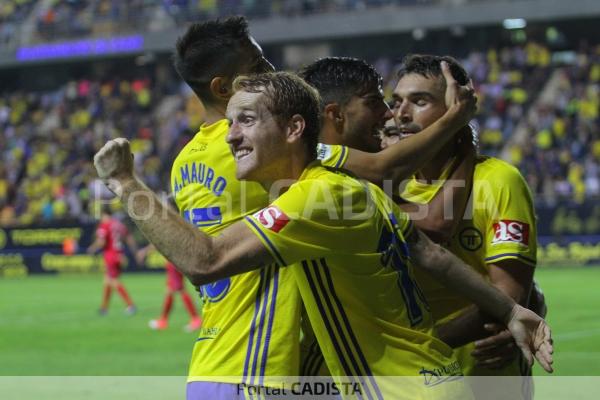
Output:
(434, 259), (534, 348)
(406, 228), (553, 372)
(86, 233), (106, 254)
(401, 142), (475, 243)
(342, 61), (476, 185)
(93, 138), (274, 286)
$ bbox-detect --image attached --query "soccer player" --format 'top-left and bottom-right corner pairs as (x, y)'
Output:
(297, 56), (476, 376)
(168, 17), (301, 394)
(94, 72), (553, 399)
(137, 244), (202, 332)
(391, 55), (542, 398)
(301, 57), (476, 242)
(166, 17), (480, 397)
(87, 206), (137, 315)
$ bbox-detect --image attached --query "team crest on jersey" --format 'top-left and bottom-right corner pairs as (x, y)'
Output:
(201, 277), (231, 303)
(492, 220), (529, 245)
(253, 206), (290, 233)
(459, 227), (483, 251)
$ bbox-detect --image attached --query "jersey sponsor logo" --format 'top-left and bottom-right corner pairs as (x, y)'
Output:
(200, 277), (231, 303)
(492, 220), (530, 245)
(459, 227), (483, 251)
(419, 361), (463, 387)
(253, 206), (290, 233)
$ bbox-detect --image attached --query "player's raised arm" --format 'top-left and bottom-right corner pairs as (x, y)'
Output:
(342, 61), (477, 185)
(93, 138), (274, 286)
(405, 227), (554, 373)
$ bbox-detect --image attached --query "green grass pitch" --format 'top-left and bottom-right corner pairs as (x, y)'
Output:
(1, 267), (599, 377)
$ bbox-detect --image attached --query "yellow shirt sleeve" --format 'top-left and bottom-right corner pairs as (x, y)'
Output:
(480, 163), (537, 267)
(316, 143), (349, 169)
(244, 177), (374, 266)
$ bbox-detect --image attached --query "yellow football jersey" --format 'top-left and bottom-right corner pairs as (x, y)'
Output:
(402, 156), (537, 381)
(172, 119), (301, 386)
(245, 163), (471, 399)
(316, 143), (348, 169)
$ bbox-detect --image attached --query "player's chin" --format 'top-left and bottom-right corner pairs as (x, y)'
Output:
(235, 162), (256, 181)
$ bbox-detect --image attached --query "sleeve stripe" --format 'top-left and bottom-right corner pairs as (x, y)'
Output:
(334, 145), (347, 169)
(485, 253), (536, 265)
(244, 216), (287, 266)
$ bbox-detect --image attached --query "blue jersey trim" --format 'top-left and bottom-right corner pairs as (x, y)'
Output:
(259, 265), (279, 384)
(334, 146), (347, 169)
(245, 216), (287, 266)
(243, 267), (267, 383)
(320, 259), (383, 399)
(249, 265), (273, 386)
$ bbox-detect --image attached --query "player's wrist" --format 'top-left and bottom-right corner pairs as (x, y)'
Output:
(503, 303), (520, 326)
(104, 175), (139, 199)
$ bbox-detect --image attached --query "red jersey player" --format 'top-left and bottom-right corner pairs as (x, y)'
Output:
(137, 244), (202, 332)
(87, 207), (137, 315)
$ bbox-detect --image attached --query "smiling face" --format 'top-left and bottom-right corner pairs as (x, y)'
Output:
(392, 73), (448, 139)
(225, 90), (288, 181)
(341, 85), (392, 153)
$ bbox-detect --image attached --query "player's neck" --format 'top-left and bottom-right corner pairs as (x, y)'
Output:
(203, 102), (227, 126)
(258, 156), (311, 194)
(416, 153), (452, 183)
(318, 124), (340, 146)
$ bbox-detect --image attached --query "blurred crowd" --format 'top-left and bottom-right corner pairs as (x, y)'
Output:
(0, 0), (36, 46)
(1, 42), (599, 227)
(2, 0), (438, 47)
(508, 47), (600, 204)
(0, 62), (198, 226)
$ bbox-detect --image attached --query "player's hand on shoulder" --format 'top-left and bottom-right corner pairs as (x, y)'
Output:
(93, 138), (135, 195)
(471, 323), (518, 369)
(506, 304), (554, 373)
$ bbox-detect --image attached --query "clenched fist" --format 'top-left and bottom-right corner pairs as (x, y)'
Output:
(93, 138), (135, 197)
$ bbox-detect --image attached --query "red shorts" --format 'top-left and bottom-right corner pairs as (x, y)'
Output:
(166, 262), (184, 291)
(104, 251), (123, 278)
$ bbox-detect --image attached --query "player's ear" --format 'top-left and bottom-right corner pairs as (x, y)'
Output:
(285, 114), (306, 144)
(324, 103), (343, 131)
(209, 77), (233, 101)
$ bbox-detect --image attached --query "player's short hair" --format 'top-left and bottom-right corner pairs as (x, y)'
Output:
(233, 72), (321, 160)
(298, 57), (383, 108)
(397, 54), (470, 86)
(173, 16), (254, 103)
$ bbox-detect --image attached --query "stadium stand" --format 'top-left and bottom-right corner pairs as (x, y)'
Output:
(0, 62), (199, 226)
(506, 45), (600, 204)
(1, 40), (598, 226)
(0, 0), (36, 46)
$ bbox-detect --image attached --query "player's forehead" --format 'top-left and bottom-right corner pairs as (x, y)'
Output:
(393, 73), (444, 98)
(226, 90), (267, 116)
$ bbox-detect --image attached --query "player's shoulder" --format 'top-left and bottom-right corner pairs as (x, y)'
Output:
(172, 120), (229, 165)
(475, 156), (527, 186)
(282, 164), (367, 208)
